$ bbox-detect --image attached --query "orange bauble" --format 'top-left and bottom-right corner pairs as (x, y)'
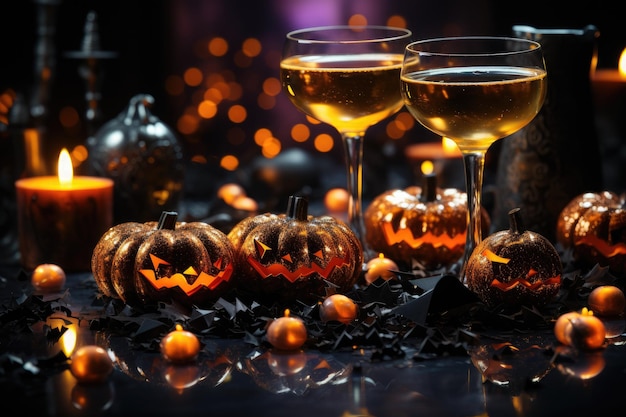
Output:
(554, 311), (583, 345)
(564, 313), (606, 351)
(588, 285), (626, 317)
(555, 308), (606, 351)
(319, 294), (358, 324)
(324, 188), (350, 213)
(217, 183), (246, 205)
(32, 263), (66, 292)
(70, 346), (114, 384)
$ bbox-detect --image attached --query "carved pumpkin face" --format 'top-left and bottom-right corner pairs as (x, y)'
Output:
(466, 208), (562, 307)
(92, 212), (235, 309)
(557, 192), (626, 275)
(228, 196), (363, 304)
(364, 175), (490, 269)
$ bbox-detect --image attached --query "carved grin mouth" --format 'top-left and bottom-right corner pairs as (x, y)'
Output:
(490, 275), (561, 292)
(382, 222), (465, 249)
(246, 255), (351, 283)
(139, 254), (233, 295)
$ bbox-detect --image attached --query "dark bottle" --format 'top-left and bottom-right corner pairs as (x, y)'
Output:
(492, 25), (603, 242)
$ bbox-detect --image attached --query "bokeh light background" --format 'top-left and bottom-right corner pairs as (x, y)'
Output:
(3, 0), (624, 211)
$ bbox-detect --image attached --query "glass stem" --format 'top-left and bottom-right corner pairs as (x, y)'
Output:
(460, 151), (486, 283)
(341, 133), (374, 262)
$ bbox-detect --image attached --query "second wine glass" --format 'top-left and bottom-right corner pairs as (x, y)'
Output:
(401, 36), (547, 281)
(280, 25), (413, 261)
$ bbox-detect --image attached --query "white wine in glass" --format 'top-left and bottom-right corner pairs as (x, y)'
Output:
(401, 36), (547, 280)
(281, 25), (413, 261)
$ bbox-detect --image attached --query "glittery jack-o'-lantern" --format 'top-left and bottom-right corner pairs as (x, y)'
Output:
(92, 211), (235, 309)
(556, 191), (626, 275)
(364, 174), (490, 269)
(466, 208), (562, 307)
(227, 196), (363, 303)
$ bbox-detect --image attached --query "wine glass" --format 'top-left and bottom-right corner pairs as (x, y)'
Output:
(280, 25), (413, 261)
(400, 36), (547, 281)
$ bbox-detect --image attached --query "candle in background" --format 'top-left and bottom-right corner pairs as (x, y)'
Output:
(15, 148), (114, 271)
(591, 48), (626, 84)
(364, 253), (399, 284)
(591, 47), (626, 191)
(405, 137), (463, 188)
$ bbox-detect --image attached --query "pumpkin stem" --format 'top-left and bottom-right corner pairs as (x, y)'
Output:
(286, 195), (309, 221)
(420, 174), (438, 203)
(158, 211), (179, 230)
(508, 208), (524, 234)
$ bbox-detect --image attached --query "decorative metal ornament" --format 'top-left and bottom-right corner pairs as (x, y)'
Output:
(87, 94), (185, 223)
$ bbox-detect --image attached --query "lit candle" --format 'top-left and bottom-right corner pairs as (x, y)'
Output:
(15, 149), (113, 271)
(160, 324), (201, 364)
(405, 137), (463, 188)
(591, 48), (626, 109)
(364, 253), (399, 284)
(592, 48), (626, 84)
(266, 309), (307, 351)
(405, 137), (461, 161)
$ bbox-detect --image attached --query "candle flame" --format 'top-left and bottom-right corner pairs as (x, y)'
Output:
(619, 48), (626, 76)
(60, 325), (77, 357)
(57, 148), (73, 186)
(421, 160), (434, 175)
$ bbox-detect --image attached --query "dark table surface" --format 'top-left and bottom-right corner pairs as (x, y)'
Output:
(2, 259), (626, 417)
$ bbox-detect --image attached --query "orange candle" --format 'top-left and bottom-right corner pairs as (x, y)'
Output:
(15, 149), (113, 271)
(160, 324), (201, 364)
(364, 253), (399, 284)
(266, 309), (307, 351)
(405, 137), (463, 188)
(591, 48), (626, 108)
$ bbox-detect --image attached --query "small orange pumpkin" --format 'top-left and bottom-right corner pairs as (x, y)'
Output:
(364, 174), (490, 269)
(227, 195), (363, 304)
(92, 211), (235, 309)
(556, 191), (626, 275)
(466, 208), (562, 307)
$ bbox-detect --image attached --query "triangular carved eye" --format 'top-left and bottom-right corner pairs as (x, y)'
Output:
(150, 253), (170, 269)
(183, 266), (198, 276)
(313, 250), (323, 259)
(483, 249), (510, 264)
(254, 239), (272, 259)
(282, 254), (293, 263)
